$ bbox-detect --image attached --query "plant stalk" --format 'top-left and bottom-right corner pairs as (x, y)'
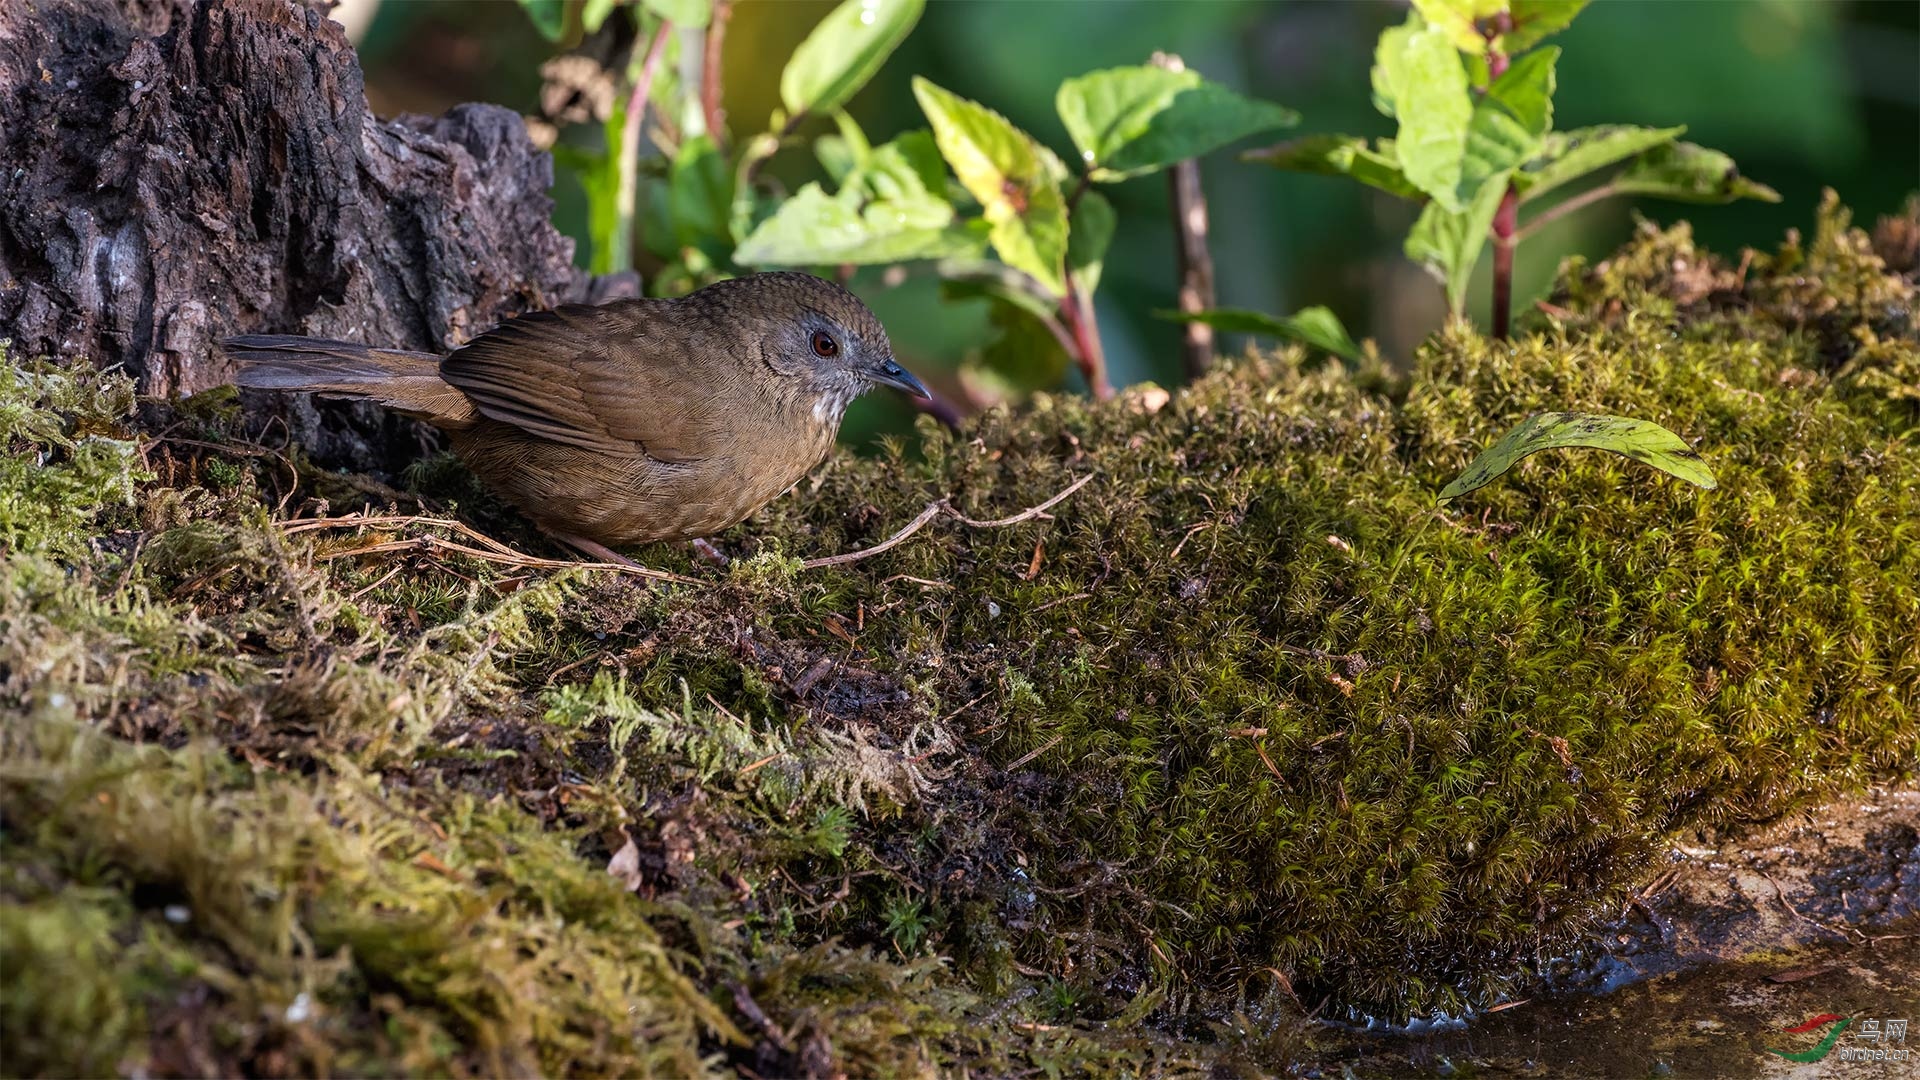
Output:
(1512, 180), (1623, 245)
(1490, 182), (1518, 340)
(701, 0), (732, 152)
(1061, 275), (1112, 400)
(617, 20), (674, 271)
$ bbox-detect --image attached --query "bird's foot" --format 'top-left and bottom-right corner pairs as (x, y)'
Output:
(689, 538), (729, 565)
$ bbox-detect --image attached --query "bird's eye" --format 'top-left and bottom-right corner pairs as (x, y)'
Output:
(810, 330), (839, 359)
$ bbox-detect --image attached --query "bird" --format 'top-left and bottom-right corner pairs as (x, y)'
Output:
(224, 271), (928, 564)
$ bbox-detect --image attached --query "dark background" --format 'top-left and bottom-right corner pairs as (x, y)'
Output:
(350, 0), (1920, 436)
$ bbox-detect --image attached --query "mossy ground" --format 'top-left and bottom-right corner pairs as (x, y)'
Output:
(3, 197), (1916, 1076)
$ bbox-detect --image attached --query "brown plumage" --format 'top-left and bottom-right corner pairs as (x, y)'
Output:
(226, 272), (926, 560)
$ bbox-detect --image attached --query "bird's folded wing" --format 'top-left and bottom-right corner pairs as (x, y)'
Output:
(439, 302), (722, 460)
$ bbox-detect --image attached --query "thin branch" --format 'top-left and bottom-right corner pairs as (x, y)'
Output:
(801, 473), (1095, 570)
(1060, 275), (1113, 399)
(616, 19), (674, 267)
(1512, 180), (1624, 245)
(1490, 181), (1519, 340)
(741, 110), (806, 188)
(701, 0), (732, 152)
(281, 513), (694, 584)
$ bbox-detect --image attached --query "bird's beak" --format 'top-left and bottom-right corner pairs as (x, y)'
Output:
(873, 358), (931, 400)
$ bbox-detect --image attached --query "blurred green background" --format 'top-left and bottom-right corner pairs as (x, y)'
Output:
(350, 0), (1918, 441)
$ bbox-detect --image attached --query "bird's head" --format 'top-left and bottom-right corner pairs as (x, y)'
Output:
(704, 272), (928, 421)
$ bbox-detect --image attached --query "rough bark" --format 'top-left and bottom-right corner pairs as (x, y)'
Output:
(0, 0), (630, 468)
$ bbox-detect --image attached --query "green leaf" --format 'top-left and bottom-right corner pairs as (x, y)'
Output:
(517, 0), (567, 41)
(1246, 134), (1423, 200)
(1514, 124), (1685, 202)
(1055, 65), (1298, 182)
(1406, 169), (1509, 314)
(1376, 22), (1474, 209)
(1158, 306), (1361, 363)
(1612, 142), (1781, 204)
(912, 77), (1070, 296)
(668, 134), (733, 253)
(733, 184), (981, 267)
(1453, 45), (1557, 205)
(976, 296), (1073, 392)
(1502, 0), (1590, 52)
(641, 0), (710, 27)
(781, 0), (924, 118)
(582, 0), (620, 33)
(1439, 411), (1716, 500)
(816, 111), (873, 186)
(1067, 191), (1115, 296)
(1410, 0), (1506, 53)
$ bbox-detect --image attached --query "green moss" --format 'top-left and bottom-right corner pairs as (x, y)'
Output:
(3, 200), (1917, 1073)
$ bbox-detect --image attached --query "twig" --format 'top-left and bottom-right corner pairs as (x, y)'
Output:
(1512, 179), (1624, 245)
(1007, 734), (1064, 770)
(700, 0), (732, 151)
(801, 473), (1094, 569)
(283, 513), (692, 584)
(1490, 182), (1519, 340)
(1153, 53), (1216, 379)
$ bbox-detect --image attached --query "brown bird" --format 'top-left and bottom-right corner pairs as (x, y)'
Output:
(225, 271), (927, 563)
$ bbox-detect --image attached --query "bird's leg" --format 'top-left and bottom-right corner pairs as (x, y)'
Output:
(689, 538), (729, 565)
(543, 528), (644, 568)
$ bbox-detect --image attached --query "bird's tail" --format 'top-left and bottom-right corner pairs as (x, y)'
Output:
(224, 335), (478, 427)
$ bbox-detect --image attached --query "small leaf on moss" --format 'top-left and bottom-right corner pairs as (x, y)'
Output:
(1158, 306), (1361, 363)
(1440, 411), (1717, 500)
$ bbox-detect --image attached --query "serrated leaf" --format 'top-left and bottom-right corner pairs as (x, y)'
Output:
(669, 134), (732, 252)
(1067, 190), (1114, 296)
(1247, 134), (1423, 200)
(1515, 124), (1685, 202)
(1055, 65), (1298, 182)
(517, 0), (567, 41)
(1377, 22), (1474, 209)
(1613, 142), (1781, 204)
(1439, 411), (1716, 500)
(641, 0), (710, 27)
(1407, 169), (1509, 314)
(781, 0), (924, 117)
(913, 77), (1069, 296)
(1158, 306), (1361, 363)
(1502, 0), (1589, 52)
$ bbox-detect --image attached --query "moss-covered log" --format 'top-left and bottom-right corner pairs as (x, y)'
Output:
(1, 201), (1916, 1074)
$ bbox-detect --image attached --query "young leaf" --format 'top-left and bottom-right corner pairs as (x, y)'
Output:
(1158, 306), (1361, 363)
(1453, 45), (1557, 205)
(1376, 22), (1474, 210)
(1244, 135), (1423, 200)
(913, 77), (1070, 296)
(1515, 124), (1685, 202)
(1406, 170), (1509, 314)
(1411, 0), (1507, 53)
(816, 111), (874, 185)
(781, 0), (924, 119)
(1439, 411), (1716, 500)
(1067, 191), (1115, 295)
(1502, 0), (1591, 52)
(641, 0), (710, 27)
(1613, 142), (1781, 204)
(1055, 65), (1298, 182)
(517, 0), (567, 41)
(733, 184), (979, 266)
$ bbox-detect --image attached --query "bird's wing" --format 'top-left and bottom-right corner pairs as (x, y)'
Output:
(439, 301), (729, 459)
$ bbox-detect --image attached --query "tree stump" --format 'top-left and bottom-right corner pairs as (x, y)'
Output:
(0, 0), (626, 468)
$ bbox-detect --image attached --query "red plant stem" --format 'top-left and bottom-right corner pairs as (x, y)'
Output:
(1491, 183), (1518, 340)
(701, 0), (732, 151)
(1060, 275), (1112, 400)
(618, 20), (673, 266)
